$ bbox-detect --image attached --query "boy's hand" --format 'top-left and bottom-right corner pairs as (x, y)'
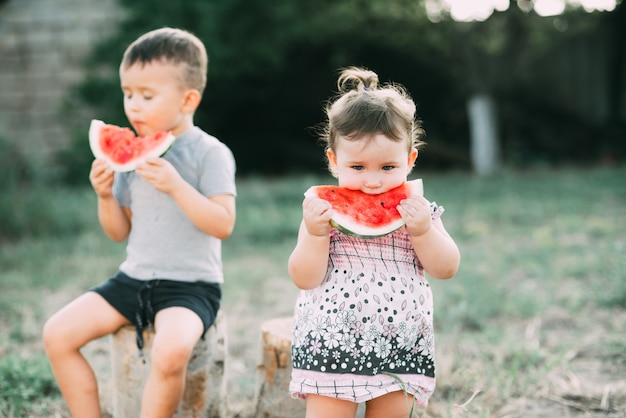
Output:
(398, 195), (432, 237)
(89, 159), (115, 198)
(302, 196), (333, 237)
(135, 157), (183, 194)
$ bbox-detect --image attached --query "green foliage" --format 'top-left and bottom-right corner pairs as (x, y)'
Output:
(0, 355), (60, 417)
(55, 127), (98, 187)
(56, 0), (464, 179)
(0, 182), (95, 242)
(228, 174), (329, 244)
(0, 135), (31, 190)
(427, 165), (626, 330)
(595, 256), (626, 308)
(53, 0), (626, 181)
(0, 135), (94, 241)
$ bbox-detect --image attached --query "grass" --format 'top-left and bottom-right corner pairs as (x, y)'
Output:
(1, 165), (625, 417)
(0, 355), (60, 417)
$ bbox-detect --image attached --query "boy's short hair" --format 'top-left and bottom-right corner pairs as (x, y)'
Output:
(121, 27), (208, 95)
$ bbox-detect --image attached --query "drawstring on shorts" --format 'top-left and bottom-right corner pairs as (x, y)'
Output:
(135, 279), (161, 358)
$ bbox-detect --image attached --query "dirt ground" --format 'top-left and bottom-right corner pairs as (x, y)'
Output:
(428, 306), (626, 418)
(29, 288), (626, 418)
(86, 306), (626, 418)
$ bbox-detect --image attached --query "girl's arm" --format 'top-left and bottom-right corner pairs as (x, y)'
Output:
(409, 218), (460, 279)
(398, 195), (460, 279)
(288, 196), (334, 290)
(288, 221), (331, 290)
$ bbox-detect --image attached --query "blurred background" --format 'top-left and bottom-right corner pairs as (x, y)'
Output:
(0, 0), (624, 182)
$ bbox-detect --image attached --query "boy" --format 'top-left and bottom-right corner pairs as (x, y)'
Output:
(43, 27), (236, 417)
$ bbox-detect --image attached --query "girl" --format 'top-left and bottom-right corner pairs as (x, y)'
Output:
(288, 67), (460, 418)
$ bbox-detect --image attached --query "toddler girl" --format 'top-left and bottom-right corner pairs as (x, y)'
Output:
(288, 67), (460, 418)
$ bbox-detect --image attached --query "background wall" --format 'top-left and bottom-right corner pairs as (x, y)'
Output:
(0, 0), (124, 160)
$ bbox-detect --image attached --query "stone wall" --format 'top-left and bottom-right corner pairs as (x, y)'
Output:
(0, 0), (124, 160)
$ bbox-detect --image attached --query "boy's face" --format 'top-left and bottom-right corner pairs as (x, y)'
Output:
(120, 61), (194, 137)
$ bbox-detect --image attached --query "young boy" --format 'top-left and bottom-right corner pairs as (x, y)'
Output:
(43, 27), (236, 417)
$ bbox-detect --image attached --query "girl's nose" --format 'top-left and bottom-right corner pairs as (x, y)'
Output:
(364, 176), (382, 188)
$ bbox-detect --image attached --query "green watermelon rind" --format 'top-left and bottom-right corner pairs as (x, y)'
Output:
(329, 217), (406, 239)
(307, 179), (424, 239)
(89, 119), (176, 172)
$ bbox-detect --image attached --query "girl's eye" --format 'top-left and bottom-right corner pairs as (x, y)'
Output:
(351, 165), (364, 171)
(382, 166), (395, 171)
(143, 95), (153, 100)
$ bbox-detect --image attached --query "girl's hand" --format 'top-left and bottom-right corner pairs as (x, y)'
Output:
(135, 157), (183, 194)
(89, 159), (115, 198)
(398, 195), (432, 237)
(302, 196), (333, 237)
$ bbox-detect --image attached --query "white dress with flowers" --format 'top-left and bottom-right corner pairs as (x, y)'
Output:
(289, 203), (444, 406)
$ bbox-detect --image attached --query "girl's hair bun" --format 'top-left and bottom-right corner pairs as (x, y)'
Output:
(338, 67), (379, 92)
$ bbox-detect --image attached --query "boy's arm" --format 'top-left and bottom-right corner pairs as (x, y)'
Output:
(98, 196), (131, 242)
(135, 158), (236, 239)
(90, 159), (131, 242)
(288, 221), (331, 290)
(171, 182), (236, 240)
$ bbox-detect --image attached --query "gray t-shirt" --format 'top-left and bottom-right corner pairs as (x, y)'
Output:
(113, 127), (236, 283)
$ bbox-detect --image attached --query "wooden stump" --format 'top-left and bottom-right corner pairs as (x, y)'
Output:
(110, 311), (228, 418)
(255, 316), (306, 418)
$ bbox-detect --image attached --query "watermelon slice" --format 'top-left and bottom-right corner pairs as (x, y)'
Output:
(89, 119), (176, 172)
(305, 179), (423, 238)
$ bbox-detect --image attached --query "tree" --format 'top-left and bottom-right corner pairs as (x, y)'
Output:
(61, 0), (624, 178)
(416, 0), (625, 173)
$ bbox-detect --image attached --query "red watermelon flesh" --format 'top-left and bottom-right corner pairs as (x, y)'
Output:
(89, 119), (176, 172)
(305, 179), (423, 238)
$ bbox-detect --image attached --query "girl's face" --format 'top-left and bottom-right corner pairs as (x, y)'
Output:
(120, 61), (195, 137)
(327, 134), (418, 194)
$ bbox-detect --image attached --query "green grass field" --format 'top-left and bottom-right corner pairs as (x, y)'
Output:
(1, 166), (625, 417)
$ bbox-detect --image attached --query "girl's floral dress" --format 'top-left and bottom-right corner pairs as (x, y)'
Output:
(290, 203), (444, 406)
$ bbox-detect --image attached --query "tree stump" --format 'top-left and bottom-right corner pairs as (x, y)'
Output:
(255, 316), (305, 418)
(110, 311), (228, 418)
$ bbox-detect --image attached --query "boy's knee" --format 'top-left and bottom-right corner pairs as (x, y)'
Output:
(42, 315), (84, 355)
(150, 341), (194, 377)
(42, 317), (65, 354)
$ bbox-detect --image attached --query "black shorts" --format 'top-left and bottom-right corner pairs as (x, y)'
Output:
(90, 271), (221, 352)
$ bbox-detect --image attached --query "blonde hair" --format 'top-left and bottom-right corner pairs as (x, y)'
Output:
(320, 67), (425, 156)
(121, 27), (208, 95)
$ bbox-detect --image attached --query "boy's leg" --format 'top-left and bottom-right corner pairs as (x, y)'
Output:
(140, 306), (204, 418)
(43, 291), (130, 418)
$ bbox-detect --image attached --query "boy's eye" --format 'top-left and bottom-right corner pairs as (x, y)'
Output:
(382, 166), (395, 171)
(351, 165), (364, 171)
